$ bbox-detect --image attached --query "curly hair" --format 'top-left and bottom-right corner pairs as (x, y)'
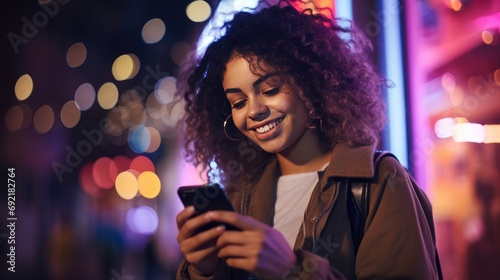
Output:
(176, 0), (387, 187)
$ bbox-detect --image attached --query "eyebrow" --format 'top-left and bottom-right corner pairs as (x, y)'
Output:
(224, 73), (276, 95)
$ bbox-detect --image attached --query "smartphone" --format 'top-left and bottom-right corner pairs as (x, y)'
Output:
(177, 183), (240, 232)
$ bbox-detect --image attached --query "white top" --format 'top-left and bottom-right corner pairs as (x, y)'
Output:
(273, 169), (322, 249)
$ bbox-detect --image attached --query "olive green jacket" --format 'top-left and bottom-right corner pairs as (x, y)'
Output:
(177, 143), (441, 279)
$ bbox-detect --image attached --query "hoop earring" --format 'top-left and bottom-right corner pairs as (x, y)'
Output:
(223, 115), (241, 141)
(306, 118), (324, 131)
(306, 120), (316, 129)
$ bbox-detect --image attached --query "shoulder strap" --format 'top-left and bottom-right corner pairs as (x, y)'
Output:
(347, 151), (444, 279)
(347, 150), (396, 255)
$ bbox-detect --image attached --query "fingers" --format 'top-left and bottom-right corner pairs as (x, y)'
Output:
(216, 230), (263, 247)
(216, 234), (260, 272)
(210, 211), (269, 231)
(177, 211), (221, 243)
(216, 230), (265, 259)
(218, 243), (259, 259)
(180, 225), (225, 254)
(184, 245), (219, 264)
(176, 206), (195, 229)
(179, 225), (224, 276)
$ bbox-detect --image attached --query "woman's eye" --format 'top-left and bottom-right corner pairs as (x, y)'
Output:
(232, 100), (246, 109)
(263, 87), (280, 96)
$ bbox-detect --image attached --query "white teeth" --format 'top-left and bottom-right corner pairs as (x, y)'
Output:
(255, 118), (283, 134)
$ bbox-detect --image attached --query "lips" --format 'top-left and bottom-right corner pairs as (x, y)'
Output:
(254, 117), (284, 134)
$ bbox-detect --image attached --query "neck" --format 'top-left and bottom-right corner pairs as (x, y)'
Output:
(276, 132), (332, 175)
(277, 152), (332, 175)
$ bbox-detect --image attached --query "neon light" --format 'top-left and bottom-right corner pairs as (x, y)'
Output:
(382, 0), (408, 167)
(335, 0), (353, 21)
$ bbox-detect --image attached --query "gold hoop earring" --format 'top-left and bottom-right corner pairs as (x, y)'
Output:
(223, 115), (241, 141)
(306, 118), (323, 130)
(306, 120), (316, 129)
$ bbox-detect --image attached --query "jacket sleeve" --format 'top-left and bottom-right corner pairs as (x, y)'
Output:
(176, 258), (229, 280)
(281, 250), (348, 280)
(355, 156), (440, 279)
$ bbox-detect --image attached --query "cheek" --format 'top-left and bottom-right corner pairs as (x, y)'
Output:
(231, 111), (247, 131)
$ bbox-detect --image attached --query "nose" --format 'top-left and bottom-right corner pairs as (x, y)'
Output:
(247, 96), (269, 121)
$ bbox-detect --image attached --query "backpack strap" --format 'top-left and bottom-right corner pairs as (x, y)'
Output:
(347, 150), (396, 255)
(346, 151), (444, 279)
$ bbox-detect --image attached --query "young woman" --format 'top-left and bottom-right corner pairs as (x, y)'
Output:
(175, 1), (441, 279)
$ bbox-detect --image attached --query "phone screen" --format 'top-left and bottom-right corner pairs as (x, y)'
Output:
(177, 184), (239, 232)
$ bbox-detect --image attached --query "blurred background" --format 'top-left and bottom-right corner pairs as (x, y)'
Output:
(1, 0), (499, 279)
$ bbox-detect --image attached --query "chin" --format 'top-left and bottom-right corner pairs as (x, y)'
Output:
(254, 142), (285, 154)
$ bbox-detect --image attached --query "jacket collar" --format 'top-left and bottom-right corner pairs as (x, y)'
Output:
(243, 143), (376, 224)
(324, 143), (376, 179)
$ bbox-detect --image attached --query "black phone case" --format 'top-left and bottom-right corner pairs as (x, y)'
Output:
(177, 184), (240, 232)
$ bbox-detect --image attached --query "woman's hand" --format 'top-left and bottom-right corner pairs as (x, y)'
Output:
(176, 206), (225, 275)
(212, 211), (296, 279)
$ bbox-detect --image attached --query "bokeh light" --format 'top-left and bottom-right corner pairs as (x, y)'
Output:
(145, 93), (167, 119)
(435, 120), (500, 144)
(142, 18), (166, 44)
(138, 171), (161, 199)
(5, 106), (24, 132)
(483, 125), (500, 143)
(115, 171), (139, 200)
(66, 42), (87, 68)
(128, 125), (151, 153)
(146, 126), (161, 153)
(119, 90), (147, 128)
(464, 216), (484, 243)
(482, 30), (494, 45)
(113, 156), (132, 173)
(434, 118), (456, 139)
(74, 83), (96, 111)
(112, 54), (140, 81)
(449, 86), (464, 106)
(92, 157), (117, 189)
(19, 104), (33, 130)
(60, 100), (81, 128)
(162, 98), (186, 128)
(453, 123), (485, 143)
(79, 163), (102, 197)
(154, 76), (177, 104)
(15, 74), (34, 101)
(126, 206), (158, 235)
(119, 89), (143, 106)
(494, 69), (500, 86)
(441, 72), (456, 91)
(130, 155), (155, 173)
(448, 0), (462, 11)
(97, 82), (119, 110)
(186, 0), (212, 23)
(468, 76), (480, 95)
(104, 107), (127, 136)
(33, 105), (55, 134)
(171, 41), (192, 65)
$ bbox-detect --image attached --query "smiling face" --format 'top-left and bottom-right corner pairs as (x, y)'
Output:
(222, 55), (317, 156)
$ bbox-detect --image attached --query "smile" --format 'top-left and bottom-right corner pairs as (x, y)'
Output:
(255, 118), (284, 134)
